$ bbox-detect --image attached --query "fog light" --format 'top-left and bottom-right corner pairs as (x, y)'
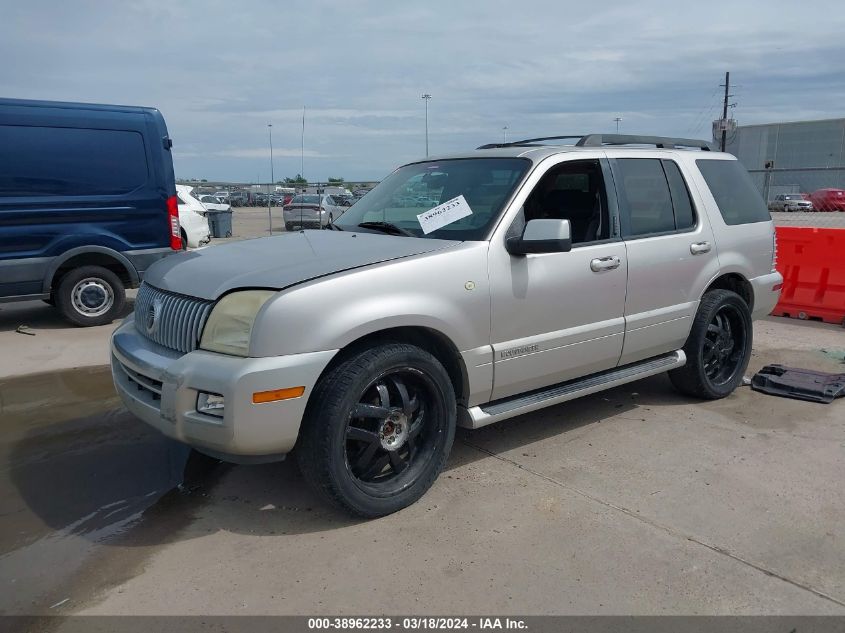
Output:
(197, 392), (225, 417)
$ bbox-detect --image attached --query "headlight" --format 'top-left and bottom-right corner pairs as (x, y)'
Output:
(200, 290), (275, 356)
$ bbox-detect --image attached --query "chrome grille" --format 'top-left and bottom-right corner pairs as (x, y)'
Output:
(134, 283), (214, 353)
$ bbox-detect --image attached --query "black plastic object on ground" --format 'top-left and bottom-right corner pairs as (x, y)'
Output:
(206, 210), (233, 238)
(751, 364), (845, 404)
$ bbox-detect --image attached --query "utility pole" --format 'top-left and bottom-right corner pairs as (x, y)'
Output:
(614, 117), (622, 133)
(421, 94), (432, 156)
(720, 72), (731, 152)
(267, 123), (274, 234)
(301, 106), (306, 185)
(502, 125), (508, 143)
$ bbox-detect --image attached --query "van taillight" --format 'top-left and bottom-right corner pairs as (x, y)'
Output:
(167, 195), (182, 250)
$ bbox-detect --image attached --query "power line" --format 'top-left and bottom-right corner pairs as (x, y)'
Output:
(686, 84), (723, 134)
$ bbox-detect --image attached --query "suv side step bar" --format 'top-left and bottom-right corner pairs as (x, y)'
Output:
(462, 350), (686, 429)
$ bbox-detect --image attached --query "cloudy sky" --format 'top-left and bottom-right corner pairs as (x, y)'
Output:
(3, 0), (844, 182)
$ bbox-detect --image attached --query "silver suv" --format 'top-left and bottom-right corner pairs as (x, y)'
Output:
(111, 134), (782, 517)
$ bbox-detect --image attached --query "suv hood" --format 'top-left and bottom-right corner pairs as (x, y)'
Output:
(143, 230), (460, 300)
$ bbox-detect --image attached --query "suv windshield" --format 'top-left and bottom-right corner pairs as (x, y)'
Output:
(334, 158), (531, 240)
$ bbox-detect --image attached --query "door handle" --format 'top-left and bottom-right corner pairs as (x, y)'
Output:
(590, 255), (621, 272)
(690, 241), (712, 255)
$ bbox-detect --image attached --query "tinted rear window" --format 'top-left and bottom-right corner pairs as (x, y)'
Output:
(0, 125), (149, 197)
(292, 195), (320, 204)
(696, 159), (770, 225)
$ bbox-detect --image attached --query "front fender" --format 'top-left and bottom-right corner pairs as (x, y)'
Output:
(249, 243), (491, 358)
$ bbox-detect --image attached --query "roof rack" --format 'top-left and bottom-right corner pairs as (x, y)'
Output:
(477, 134), (714, 151)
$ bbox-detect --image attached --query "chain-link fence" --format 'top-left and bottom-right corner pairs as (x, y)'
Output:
(747, 167), (845, 227)
(725, 118), (845, 227)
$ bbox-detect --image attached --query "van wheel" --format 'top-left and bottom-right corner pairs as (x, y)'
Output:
(180, 230), (188, 250)
(297, 343), (456, 518)
(669, 289), (752, 400)
(55, 266), (126, 327)
(285, 222), (294, 231)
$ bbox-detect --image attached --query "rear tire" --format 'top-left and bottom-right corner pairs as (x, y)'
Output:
(285, 222), (294, 231)
(669, 289), (752, 400)
(54, 265), (126, 327)
(180, 230), (188, 250)
(296, 343), (456, 518)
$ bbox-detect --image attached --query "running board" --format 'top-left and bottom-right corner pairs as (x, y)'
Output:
(462, 350), (686, 429)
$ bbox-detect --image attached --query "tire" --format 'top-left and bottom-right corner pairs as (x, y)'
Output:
(285, 222), (294, 231)
(54, 265), (126, 327)
(296, 343), (456, 518)
(669, 289), (752, 400)
(180, 230), (188, 250)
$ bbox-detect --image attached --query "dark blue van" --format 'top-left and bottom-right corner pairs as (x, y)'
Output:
(0, 98), (180, 326)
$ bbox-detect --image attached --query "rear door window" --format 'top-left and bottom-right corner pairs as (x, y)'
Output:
(615, 159), (676, 236)
(0, 125), (148, 197)
(696, 159), (770, 225)
(615, 158), (699, 237)
(662, 160), (696, 230)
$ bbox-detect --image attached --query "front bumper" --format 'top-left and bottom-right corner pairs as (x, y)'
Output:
(110, 319), (337, 458)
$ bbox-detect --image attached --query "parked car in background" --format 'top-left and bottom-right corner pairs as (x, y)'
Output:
(198, 194), (230, 212)
(111, 133), (782, 517)
(252, 192), (269, 207)
(768, 193), (813, 212)
(808, 188), (845, 212)
(214, 191), (230, 202)
(228, 191), (248, 207)
(176, 184), (212, 248)
(0, 97), (180, 326)
(283, 194), (344, 230)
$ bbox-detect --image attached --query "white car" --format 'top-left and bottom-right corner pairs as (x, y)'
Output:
(198, 194), (231, 212)
(175, 184), (212, 248)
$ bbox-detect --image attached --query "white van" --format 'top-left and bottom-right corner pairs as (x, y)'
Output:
(175, 184), (212, 248)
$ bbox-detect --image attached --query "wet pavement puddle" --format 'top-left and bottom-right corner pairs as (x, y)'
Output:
(0, 366), (227, 615)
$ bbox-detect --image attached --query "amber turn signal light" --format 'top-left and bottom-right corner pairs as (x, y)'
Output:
(252, 386), (306, 404)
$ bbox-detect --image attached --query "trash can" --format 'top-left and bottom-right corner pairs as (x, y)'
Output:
(206, 210), (233, 238)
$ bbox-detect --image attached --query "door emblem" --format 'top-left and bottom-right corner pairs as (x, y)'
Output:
(500, 344), (539, 359)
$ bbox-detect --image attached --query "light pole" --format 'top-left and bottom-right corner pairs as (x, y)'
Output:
(421, 94), (432, 156)
(267, 123), (274, 234)
(614, 117), (622, 133)
(502, 125), (509, 144)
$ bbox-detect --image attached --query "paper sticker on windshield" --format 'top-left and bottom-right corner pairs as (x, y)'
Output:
(417, 195), (472, 234)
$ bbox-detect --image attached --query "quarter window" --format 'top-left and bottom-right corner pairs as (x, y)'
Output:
(696, 159), (770, 225)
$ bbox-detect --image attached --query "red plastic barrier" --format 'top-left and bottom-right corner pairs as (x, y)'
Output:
(773, 226), (845, 325)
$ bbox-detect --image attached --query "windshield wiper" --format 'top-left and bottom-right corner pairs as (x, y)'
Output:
(356, 221), (416, 237)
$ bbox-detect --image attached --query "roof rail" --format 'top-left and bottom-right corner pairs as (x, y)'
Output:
(477, 134), (714, 151)
(576, 134), (714, 150)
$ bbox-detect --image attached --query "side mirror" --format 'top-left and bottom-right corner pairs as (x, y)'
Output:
(506, 219), (572, 255)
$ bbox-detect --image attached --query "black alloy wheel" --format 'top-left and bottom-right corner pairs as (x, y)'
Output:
(345, 369), (437, 490)
(670, 289), (753, 400)
(702, 304), (747, 387)
(297, 343), (456, 517)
